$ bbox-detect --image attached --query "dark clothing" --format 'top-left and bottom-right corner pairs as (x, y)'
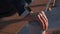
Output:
(0, 0), (17, 18)
(18, 21), (44, 34)
(15, 0), (32, 15)
(0, 0), (32, 18)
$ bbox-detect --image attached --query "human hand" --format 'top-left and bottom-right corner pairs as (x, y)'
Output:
(37, 11), (48, 30)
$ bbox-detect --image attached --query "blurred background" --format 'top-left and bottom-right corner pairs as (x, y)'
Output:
(0, 0), (60, 34)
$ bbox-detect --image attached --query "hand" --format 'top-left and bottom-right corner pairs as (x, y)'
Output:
(37, 11), (48, 30)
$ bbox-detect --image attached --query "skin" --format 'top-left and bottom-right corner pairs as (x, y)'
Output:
(20, 11), (48, 30)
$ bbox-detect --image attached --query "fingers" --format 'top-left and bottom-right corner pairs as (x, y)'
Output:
(37, 11), (48, 30)
(41, 11), (48, 22)
(41, 11), (48, 27)
(38, 14), (45, 30)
